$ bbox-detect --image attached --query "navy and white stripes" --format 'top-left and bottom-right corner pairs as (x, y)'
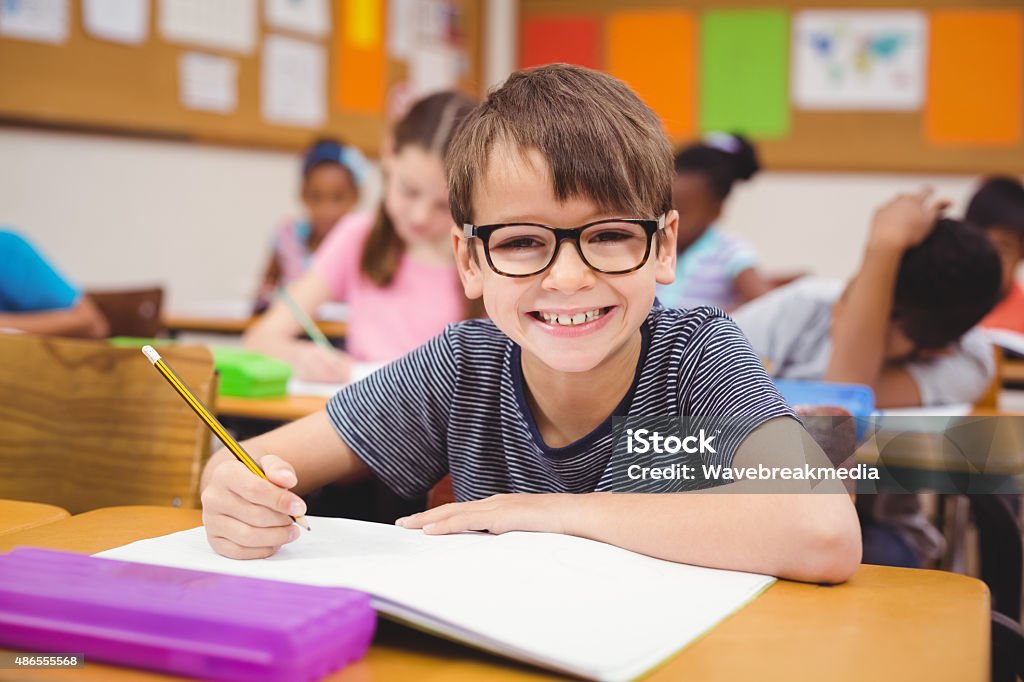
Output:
(327, 306), (794, 501)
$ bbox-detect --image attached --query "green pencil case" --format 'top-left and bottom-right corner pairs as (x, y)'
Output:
(108, 336), (172, 348)
(211, 347), (292, 398)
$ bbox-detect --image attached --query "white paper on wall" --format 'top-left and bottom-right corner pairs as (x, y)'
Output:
(159, 0), (257, 54)
(264, 0), (329, 38)
(387, 0), (416, 58)
(261, 34), (326, 127)
(409, 42), (461, 97)
(83, 0), (149, 45)
(179, 52), (238, 114)
(792, 10), (927, 111)
(0, 0), (68, 44)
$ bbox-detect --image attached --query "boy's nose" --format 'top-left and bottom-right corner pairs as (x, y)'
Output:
(542, 241), (594, 291)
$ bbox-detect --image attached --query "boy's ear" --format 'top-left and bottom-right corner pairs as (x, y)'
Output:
(655, 210), (679, 285)
(452, 225), (484, 300)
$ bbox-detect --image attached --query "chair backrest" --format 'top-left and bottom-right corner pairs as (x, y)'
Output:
(86, 287), (164, 338)
(0, 334), (215, 513)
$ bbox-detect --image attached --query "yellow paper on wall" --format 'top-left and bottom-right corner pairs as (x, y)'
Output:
(336, 0), (385, 114)
(345, 0), (382, 49)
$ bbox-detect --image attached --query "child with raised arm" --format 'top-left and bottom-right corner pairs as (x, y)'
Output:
(244, 92), (479, 382)
(201, 65), (860, 583)
(731, 192), (1003, 567)
(733, 191), (1002, 409)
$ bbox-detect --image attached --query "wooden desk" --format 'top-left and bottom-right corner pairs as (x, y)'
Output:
(215, 394), (329, 422)
(0, 500), (68, 536)
(856, 410), (1024, 492)
(162, 315), (347, 339)
(0, 506), (990, 682)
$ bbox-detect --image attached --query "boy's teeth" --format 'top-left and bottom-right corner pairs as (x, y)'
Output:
(539, 308), (604, 326)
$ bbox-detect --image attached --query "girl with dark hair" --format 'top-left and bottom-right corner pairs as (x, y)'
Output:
(657, 133), (773, 311)
(253, 137), (368, 312)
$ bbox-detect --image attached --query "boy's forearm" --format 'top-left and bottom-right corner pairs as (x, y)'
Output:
(564, 491), (861, 584)
(200, 411), (371, 495)
(824, 243), (903, 385)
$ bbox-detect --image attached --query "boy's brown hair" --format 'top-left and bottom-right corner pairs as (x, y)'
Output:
(446, 64), (673, 229)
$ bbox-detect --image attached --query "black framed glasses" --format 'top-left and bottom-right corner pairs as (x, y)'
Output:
(462, 215), (666, 278)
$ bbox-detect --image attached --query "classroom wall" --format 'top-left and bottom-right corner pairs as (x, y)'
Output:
(0, 126), (382, 310)
(0, 125), (987, 310)
(723, 171), (985, 280)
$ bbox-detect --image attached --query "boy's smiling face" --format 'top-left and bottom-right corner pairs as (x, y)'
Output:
(454, 146), (678, 374)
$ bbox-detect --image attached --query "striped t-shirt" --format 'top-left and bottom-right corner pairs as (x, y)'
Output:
(326, 306), (793, 501)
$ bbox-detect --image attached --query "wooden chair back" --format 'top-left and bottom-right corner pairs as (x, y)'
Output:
(0, 334), (215, 513)
(86, 287), (164, 338)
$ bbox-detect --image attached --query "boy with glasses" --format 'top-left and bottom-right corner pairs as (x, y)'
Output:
(199, 64), (860, 583)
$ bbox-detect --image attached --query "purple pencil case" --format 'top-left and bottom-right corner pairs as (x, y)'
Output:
(0, 548), (376, 682)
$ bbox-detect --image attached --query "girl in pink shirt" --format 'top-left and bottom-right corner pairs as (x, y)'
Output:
(245, 92), (480, 382)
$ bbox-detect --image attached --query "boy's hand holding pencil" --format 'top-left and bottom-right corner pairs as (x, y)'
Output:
(201, 454), (308, 560)
(142, 345), (310, 560)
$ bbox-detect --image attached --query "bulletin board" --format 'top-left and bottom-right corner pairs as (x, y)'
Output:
(520, 0), (1024, 174)
(0, 0), (483, 154)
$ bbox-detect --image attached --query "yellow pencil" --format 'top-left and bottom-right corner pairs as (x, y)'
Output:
(142, 345), (310, 531)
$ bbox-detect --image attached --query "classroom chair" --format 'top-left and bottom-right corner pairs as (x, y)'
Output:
(0, 333), (215, 513)
(86, 286), (165, 338)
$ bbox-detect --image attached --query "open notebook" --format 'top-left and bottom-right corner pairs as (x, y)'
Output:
(98, 518), (774, 682)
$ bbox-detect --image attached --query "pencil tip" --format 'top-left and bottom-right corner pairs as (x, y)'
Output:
(295, 516), (311, 531)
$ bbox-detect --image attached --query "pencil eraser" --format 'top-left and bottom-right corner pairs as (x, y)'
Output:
(141, 345), (161, 364)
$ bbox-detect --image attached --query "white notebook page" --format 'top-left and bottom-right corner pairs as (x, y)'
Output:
(98, 517), (774, 681)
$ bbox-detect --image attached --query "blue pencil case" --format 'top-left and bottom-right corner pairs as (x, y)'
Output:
(0, 548), (376, 682)
(773, 379), (876, 440)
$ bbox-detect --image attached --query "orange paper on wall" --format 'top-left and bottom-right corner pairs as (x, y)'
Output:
(335, 0), (386, 114)
(606, 11), (695, 139)
(925, 10), (1022, 146)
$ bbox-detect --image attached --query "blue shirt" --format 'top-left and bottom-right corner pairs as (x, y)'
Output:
(327, 306), (793, 501)
(0, 230), (80, 312)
